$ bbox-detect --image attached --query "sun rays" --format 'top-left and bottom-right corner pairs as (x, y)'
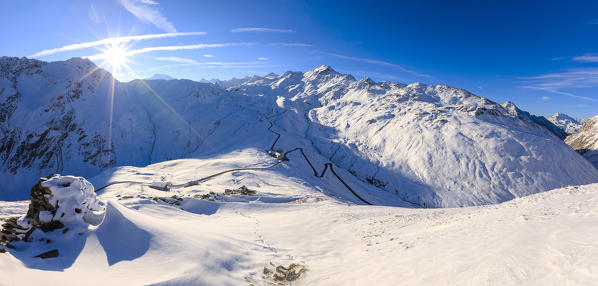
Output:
(96, 42), (132, 74)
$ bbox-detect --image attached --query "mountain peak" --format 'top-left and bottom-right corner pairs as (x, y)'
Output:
(147, 73), (175, 80)
(548, 112), (584, 135)
(310, 65), (337, 75)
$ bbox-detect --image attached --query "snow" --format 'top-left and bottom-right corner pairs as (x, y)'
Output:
(566, 115), (598, 168)
(1, 152), (597, 285)
(548, 112), (584, 135)
(1, 57), (598, 283)
(1, 58), (597, 207)
(40, 175), (106, 226)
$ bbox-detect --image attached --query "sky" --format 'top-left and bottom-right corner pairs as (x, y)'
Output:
(0, 0), (597, 118)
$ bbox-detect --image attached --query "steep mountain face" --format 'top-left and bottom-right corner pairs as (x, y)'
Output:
(1, 57), (597, 206)
(501, 102), (568, 139)
(566, 116), (598, 168)
(548, 112), (584, 135)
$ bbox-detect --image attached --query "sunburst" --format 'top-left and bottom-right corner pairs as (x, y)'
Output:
(97, 42), (131, 73)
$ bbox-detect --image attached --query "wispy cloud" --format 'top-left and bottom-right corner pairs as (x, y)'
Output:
(520, 68), (598, 102)
(572, 54), (598, 63)
(86, 42), (310, 60)
(269, 42), (311, 47)
(231, 27), (295, 33)
(542, 96), (550, 100)
(118, 0), (176, 32)
(257, 57), (269, 60)
(155, 56), (198, 64)
(155, 56), (259, 67)
(203, 54), (214, 58)
(320, 51), (431, 78)
(88, 4), (102, 24)
(29, 32), (206, 58)
(87, 43), (253, 60)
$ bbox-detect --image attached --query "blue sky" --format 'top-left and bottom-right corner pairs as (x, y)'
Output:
(0, 0), (597, 118)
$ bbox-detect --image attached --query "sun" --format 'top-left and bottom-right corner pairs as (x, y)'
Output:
(99, 43), (130, 73)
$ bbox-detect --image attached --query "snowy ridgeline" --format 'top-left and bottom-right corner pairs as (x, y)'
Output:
(0, 57), (597, 207)
(566, 115), (598, 169)
(547, 112), (584, 135)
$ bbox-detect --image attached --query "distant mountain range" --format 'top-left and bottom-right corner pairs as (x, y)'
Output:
(548, 112), (584, 135)
(0, 56), (597, 205)
(566, 116), (598, 169)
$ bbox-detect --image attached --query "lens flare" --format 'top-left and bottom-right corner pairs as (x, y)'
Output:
(98, 43), (130, 73)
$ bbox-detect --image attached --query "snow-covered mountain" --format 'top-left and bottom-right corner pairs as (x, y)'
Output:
(1, 57), (597, 206)
(548, 112), (584, 135)
(501, 102), (568, 139)
(146, 73), (175, 80)
(566, 116), (598, 168)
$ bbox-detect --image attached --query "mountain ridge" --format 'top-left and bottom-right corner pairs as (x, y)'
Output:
(1, 57), (597, 206)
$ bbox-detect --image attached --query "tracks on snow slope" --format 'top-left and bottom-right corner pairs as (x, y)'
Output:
(94, 121), (373, 205)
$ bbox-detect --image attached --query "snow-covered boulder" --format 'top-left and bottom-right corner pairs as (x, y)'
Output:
(0, 175), (105, 245)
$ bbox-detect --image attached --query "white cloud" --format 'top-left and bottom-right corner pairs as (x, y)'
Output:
(155, 56), (258, 66)
(87, 43), (249, 60)
(155, 56), (198, 64)
(29, 32), (206, 58)
(257, 57), (269, 60)
(232, 27), (295, 33)
(542, 96), (551, 100)
(152, 57), (265, 70)
(86, 42), (310, 60)
(203, 54), (214, 58)
(520, 68), (598, 102)
(269, 42), (311, 47)
(118, 0), (176, 32)
(321, 52), (432, 78)
(572, 55), (598, 63)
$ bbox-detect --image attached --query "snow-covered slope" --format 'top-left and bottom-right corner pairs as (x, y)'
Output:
(1, 154), (597, 285)
(1, 57), (597, 206)
(566, 116), (598, 168)
(548, 112), (584, 135)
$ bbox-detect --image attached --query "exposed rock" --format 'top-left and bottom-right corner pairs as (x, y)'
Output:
(262, 263), (307, 284)
(0, 175), (105, 246)
(0, 217), (28, 246)
(26, 178), (65, 233)
(34, 249), (59, 259)
(224, 185), (257, 196)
